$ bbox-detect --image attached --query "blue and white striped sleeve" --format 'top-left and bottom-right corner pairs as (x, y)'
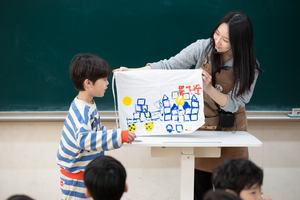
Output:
(75, 126), (123, 151)
(71, 104), (123, 151)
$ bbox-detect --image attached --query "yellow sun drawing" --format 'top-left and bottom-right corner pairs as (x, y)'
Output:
(128, 123), (137, 132)
(123, 96), (132, 106)
(145, 122), (154, 131)
(175, 96), (185, 106)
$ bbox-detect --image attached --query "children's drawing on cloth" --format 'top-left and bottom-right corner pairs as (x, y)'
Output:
(114, 70), (205, 135)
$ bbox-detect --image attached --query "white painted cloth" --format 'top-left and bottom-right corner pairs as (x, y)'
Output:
(114, 70), (205, 135)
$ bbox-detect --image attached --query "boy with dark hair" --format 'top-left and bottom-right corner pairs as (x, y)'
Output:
(213, 159), (272, 200)
(57, 53), (136, 200)
(84, 155), (127, 200)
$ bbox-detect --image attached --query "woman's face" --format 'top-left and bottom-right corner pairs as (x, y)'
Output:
(213, 23), (231, 53)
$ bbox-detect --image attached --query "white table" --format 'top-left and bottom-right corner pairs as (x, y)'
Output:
(124, 131), (262, 200)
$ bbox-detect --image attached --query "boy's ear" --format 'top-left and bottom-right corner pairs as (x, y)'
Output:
(83, 79), (93, 89)
(225, 189), (238, 196)
(85, 187), (91, 198)
(124, 183), (128, 193)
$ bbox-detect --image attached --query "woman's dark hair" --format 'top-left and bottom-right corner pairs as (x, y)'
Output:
(207, 11), (263, 97)
(84, 155), (127, 200)
(69, 53), (111, 91)
(213, 159), (263, 195)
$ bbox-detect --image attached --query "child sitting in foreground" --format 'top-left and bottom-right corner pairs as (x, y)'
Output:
(7, 195), (34, 200)
(57, 54), (136, 199)
(84, 155), (128, 200)
(213, 159), (272, 200)
(204, 189), (242, 200)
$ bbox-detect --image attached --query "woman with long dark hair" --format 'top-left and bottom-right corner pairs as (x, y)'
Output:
(114, 11), (262, 200)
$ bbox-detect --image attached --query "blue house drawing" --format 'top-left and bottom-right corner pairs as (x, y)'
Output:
(190, 95), (199, 121)
(125, 92), (201, 134)
(162, 95), (171, 121)
(171, 103), (179, 121)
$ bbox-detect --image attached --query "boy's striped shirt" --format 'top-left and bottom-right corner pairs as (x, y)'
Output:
(57, 97), (123, 173)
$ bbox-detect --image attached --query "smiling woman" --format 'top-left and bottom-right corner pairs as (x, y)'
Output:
(213, 23), (231, 53)
(113, 11), (262, 200)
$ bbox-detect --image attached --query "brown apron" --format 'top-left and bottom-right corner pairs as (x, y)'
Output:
(195, 54), (248, 173)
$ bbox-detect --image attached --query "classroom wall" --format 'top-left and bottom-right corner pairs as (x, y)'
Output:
(0, 120), (299, 200)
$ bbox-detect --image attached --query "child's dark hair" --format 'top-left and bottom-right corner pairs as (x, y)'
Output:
(204, 189), (242, 200)
(69, 53), (111, 91)
(213, 159), (263, 195)
(84, 155), (126, 200)
(7, 195), (34, 200)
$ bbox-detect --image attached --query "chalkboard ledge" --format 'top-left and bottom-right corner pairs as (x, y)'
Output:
(0, 111), (299, 122)
(0, 111), (117, 122)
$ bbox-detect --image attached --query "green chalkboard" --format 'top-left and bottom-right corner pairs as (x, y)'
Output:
(0, 0), (299, 111)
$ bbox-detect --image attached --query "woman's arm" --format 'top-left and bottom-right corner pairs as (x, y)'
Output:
(202, 68), (259, 112)
(222, 70), (259, 112)
(202, 70), (228, 107)
(149, 40), (207, 70)
(113, 65), (152, 73)
(113, 39), (210, 72)
(112, 40), (199, 72)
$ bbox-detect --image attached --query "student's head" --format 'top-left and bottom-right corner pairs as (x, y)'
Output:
(69, 53), (111, 92)
(204, 189), (242, 200)
(213, 159), (263, 200)
(7, 195), (34, 200)
(84, 155), (127, 200)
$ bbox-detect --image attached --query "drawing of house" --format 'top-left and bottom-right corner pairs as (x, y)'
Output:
(171, 103), (179, 121)
(190, 94), (199, 121)
(182, 101), (191, 121)
(125, 92), (201, 134)
(162, 94), (171, 121)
